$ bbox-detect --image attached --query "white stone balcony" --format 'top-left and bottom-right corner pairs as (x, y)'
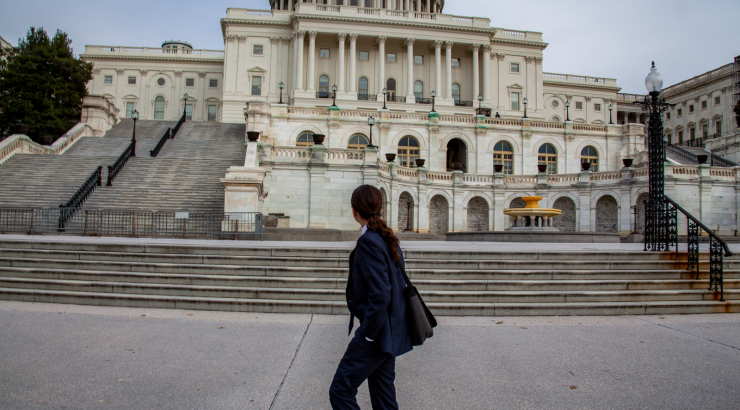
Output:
(82, 45), (225, 59)
(543, 72), (618, 88)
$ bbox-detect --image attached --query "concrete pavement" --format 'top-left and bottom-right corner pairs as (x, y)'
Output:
(1, 301), (739, 409)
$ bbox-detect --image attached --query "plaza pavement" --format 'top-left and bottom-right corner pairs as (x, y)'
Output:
(1, 301), (738, 410)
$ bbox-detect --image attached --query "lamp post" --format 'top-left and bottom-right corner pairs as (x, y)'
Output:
(608, 103), (614, 124)
(522, 97), (528, 119)
(431, 90), (436, 113)
(331, 84), (338, 108)
(278, 82), (284, 104)
(367, 116), (376, 148)
(477, 94), (483, 115)
(183, 93), (188, 120)
(382, 88), (388, 110)
(131, 109), (138, 157)
(404, 199), (413, 232)
(565, 100), (571, 122)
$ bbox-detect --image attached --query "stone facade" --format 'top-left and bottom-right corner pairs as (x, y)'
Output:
(429, 195), (449, 234)
(635, 193), (649, 233)
(466, 196), (489, 232)
(397, 191), (413, 231)
(552, 196), (576, 232)
(595, 195), (619, 233)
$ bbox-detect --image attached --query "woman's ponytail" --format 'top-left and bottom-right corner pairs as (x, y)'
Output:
(351, 185), (400, 261)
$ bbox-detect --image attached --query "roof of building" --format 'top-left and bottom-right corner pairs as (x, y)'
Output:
(0, 35), (12, 49)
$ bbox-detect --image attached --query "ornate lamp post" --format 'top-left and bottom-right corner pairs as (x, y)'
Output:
(477, 94), (483, 115)
(367, 116), (377, 148)
(522, 97), (528, 119)
(608, 103), (614, 124)
(331, 84), (338, 108)
(404, 199), (413, 232)
(278, 82), (284, 104)
(565, 100), (571, 122)
(183, 93), (188, 120)
(431, 90), (436, 113)
(131, 109), (138, 157)
(382, 88), (388, 110)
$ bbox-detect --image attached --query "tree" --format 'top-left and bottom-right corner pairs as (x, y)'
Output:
(734, 99), (740, 128)
(0, 27), (92, 142)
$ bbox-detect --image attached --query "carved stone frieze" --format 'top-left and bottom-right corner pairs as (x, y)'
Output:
(534, 56), (543, 64)
(475, 127), (487, 136)
(175, 71), (182, 78)
(226, 35), (237, 42)
(566, 134), (575, 142)
(116, 69), (124, 75)
(471, 43), (481, 52)
(198, 71), (206, 78)
(349, 33), (358, 42)
(308, 31), (317, 40)
(238, 35), (248, 43)
(405, 38), (416, 46)
(495, 53), (506, 60)
(443, 40), (453, 49)
(525, 56), (534, 63)
(337, 33), (346, 42)
(433, 40), (443, 48)
(329, 121), (341, 128)
(271, 37), (279, 44)
(522, 132), (531, 139)
(93, 68), (101, 75)
(430, 125), (440, 133)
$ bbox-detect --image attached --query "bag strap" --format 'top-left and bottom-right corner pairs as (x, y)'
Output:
(396, 259), (414, 289)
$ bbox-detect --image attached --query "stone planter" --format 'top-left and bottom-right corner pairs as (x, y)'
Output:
(581, 161), (591, 171)
(415, 158), (426, 167)
(537, 164), (547, 173)
(312, 134), (325, 145)
(452, 162), (462, 171)
(697, 154), (708, 164)
(246, 131), (260, 142)
(385, 153), (396, 162)
(15, 124), (29, 135)
(38, 136), (53, 145)
(622, 158), (633, 168)
(494, 164), (504, 173)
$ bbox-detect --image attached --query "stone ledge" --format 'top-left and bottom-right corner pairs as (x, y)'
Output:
(446, 231), (621, 243)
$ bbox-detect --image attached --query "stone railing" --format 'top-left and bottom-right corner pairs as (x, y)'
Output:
(542, 72), (618, 87)
(288, 107), (331, 117)
(617, 93), (646, 102)
(0, 123), (95, 165)
(272, 147), (312, 161)
(325, 149), (365, 162)
(661, 63), (733, 97)
(83, 45), (224, 58)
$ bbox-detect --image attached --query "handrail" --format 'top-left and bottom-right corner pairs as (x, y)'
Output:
(107, 140), (135, 186)
(58, 166), (102, 229)
(664, 195), (732, 257)
(171, 114), (185, 138)
(150, 127), (172, 157)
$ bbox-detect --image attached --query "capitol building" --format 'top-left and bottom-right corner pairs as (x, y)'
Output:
(75, 0), (737, 235)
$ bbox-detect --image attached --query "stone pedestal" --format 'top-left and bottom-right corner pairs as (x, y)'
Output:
(220, 166), (266, 214)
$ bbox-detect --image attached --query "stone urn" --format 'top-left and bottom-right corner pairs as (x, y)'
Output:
(452, 162), (463, 171)
(697, 154), (708, 164)
(385, 153), (396, 162)
(312, 134), (325, 145)
(415, 158), (426, 167)
(494, 164), (504, 173)
(38, 136), (53, 145)
(537, 164), (548, 173)
(246, 131), (260, 142)
(622, 158), (633, 168)
(15, 124), (29, 135)
(581, 161), (591, 171)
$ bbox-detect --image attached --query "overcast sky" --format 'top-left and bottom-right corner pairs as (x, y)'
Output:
(1, 0), (738, 94)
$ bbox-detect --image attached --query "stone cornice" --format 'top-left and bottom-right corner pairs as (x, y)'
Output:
(543, 80), (621, 92)
(490, 38), (548, 50)
(660, 71), (733, 100)
(81, 54), (224, 64)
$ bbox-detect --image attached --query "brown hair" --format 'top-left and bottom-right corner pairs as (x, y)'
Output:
(351, 185), (400, 261)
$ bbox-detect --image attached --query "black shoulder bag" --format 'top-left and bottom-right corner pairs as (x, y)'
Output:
(398, 262), (437, 346)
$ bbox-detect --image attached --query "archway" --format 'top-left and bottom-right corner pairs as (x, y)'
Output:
(595, 195), (619, 233)
(379, 188), (388, 223)
(429, 195), (449, 234)
(398, 192), (414, 232)
(446, 138), (467, 172)
(467, 197), (489, 232)
(552, 197), (576, 232)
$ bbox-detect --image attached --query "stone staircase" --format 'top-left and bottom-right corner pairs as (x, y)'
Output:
(0, 239), (737, 316)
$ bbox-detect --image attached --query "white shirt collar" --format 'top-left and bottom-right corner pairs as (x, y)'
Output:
(361, 224), (368, 236)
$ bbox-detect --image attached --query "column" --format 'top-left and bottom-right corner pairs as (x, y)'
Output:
(472, 44), (480, 100)
(197, 71), (206, 121)
(236, 36), (247, 94)
(349, 33), (357, 93)
(482, 44), (490, 102)
(140, 70), (149, 118)
(174, 71), (182, 119)
(525, 56), (535, 112)
(415, 0), (421, 12)
(405, 38), (415, 100)
(496, 53), (506, 110)
(434, 40), (442, 96)
(535, 57), (544, 113)
(281, 37), (291, 95)
(306, 31), (317, 92)
(337, 33), (346, 92)
(404, 0), (409, 11)
(270, 37), (279, 98)
(444, 41), (453, 99)
(289, 0), (293, 11)
(377, 36), (387, 96)
(115, 69), (124, 109)
(296, 31), (305, 91)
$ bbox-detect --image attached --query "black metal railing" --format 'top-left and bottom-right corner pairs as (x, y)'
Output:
(316, 90), (330, 98)
(666, 143), (737, 167)
(171, 113), (185, 137)
(415, 97), (432, 104)
(386, 95), (405, 103)
(454, 100), (474, 107)
(58, 166), (102, 229)
(664, 196), (732, 301)
(0, 207), (263, 240)
(107, 140), (135, 186)
(150, 128), (172, 157)
(358, 94), (377, 101)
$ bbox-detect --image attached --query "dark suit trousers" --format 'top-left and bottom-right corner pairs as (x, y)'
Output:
(329, 332), (398, 410)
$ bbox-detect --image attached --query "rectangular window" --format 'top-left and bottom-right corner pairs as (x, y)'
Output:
(666, 133), (672, 145)
(677, 108), (682, 117)
(251, 76), (262, 95)
(104, 76), (113, 84)
(208, 105), (217, 122)
(702, 124), (709, 138)
(359, 51), (369, 61)
(320, 48), (330, 58)
(511, 92), (520, 111)
(575, 102), (583, 110)
(126, 102), (134, 118)
(185, 78), (194, 87)
(414, 55), (423, 65)
(666, 112), (671, 120)
(209, 79), (218, 88)
(185, 104), (193, 121)
(386, 53), (396, 62)
(452, 58), (460, 67)
(690, 127), (695, 140)
(715, 96), (721, 105)
(510, 63), (519, 73)
(253, 45), (263, 55)
(701, 100), (707, 109)
(689, 105), (694, 113)
(127, 76), (136, 85)
(716, 121), (722, 135)
(678, 130), (683, 144)
(594, 103), (601, 111)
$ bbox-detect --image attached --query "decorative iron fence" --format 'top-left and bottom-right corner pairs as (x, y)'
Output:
(415, 97), (432, 104)
(358, 94), (377, 101)
(0, 208), (263, 240)
(386, 95), (406, 103)
(454, 100), (474, 107)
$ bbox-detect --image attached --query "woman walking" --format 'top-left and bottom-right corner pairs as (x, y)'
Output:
(329, 185), (413, 410)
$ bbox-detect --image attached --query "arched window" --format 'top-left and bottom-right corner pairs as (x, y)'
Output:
(397, 136), (420, 168)
(493, 141), (513, 175)
(154, 96), (165, 119)
(581, 146), (598, 172)
(348, 134), (369, 149)
(550, 115), (561, 122)
(319, 75), (329, 98)
(358, 77), (368, 100)
(452, 83), (460, 103)
(386, 78), (396, 101)
(296, 131), (315, 147)
(414, 81), (423, 99)
(538, 144), (557, 174)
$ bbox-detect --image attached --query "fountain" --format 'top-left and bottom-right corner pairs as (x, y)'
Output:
(503, 196), (561, 231)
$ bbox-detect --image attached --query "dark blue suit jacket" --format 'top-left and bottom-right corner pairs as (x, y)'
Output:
(347, 230), (413, 357)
